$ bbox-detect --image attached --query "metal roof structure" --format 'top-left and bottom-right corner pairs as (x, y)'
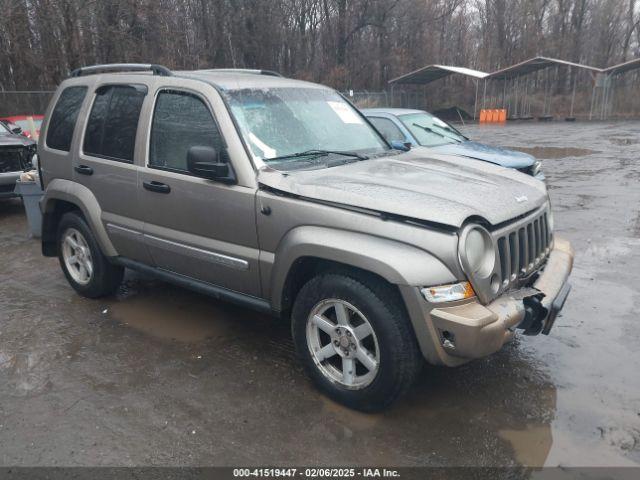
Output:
(389, 64), (488, 85)
(488, 56), (602, 80)
(602, 58), (640, 76)
(386, 55), (640, 120)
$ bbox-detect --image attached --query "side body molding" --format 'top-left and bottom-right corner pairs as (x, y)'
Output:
(268, 226), (458, 312)
(41, 178), (117, 257)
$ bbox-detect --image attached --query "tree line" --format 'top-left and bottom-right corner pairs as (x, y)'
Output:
(1, 0), (638, 93)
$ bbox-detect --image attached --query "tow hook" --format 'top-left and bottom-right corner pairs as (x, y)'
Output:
(519, 293), (548, 335)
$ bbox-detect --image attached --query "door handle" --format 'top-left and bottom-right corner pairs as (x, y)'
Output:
(143, 180), (171, 194)
(74, 165), (93, 175)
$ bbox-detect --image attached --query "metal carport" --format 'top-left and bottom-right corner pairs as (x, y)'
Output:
(486, 57), (602, 120)
(388, 65), (489, 120)
(591, 58), (640, 119)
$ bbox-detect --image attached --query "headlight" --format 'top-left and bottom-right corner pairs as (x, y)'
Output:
(459, 225), (495, 278)
(532, 160), (542, 176)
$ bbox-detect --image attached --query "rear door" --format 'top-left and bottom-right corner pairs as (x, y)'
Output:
(139, 82), (261, 296)
(73, 82), (152, 263)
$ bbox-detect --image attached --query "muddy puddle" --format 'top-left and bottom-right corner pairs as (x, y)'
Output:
(103, 276), (273, 343)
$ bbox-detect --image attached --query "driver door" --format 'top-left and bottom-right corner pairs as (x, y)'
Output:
(139, 86), (261, 297)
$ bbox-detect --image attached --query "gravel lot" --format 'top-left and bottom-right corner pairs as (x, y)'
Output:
(0, 121), (639, 467)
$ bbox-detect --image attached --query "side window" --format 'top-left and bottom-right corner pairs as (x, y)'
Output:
(83, 84), (147, 162)
(368, 117), (406, 143)
(149, 90), (224, 172)
(46, 86), (87, 152)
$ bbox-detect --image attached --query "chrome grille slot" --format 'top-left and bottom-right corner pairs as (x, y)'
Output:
(518, 227), (527, 273)
(542, 213), (549, 251)
(527, 223), (534, 269)
(533, 220), (542, 264)
(508, 232), (518, 281)
(498, 237), (509, 286)
(491, 206), (553, 294)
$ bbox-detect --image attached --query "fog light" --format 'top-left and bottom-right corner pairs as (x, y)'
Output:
(421, 282), (475, 303)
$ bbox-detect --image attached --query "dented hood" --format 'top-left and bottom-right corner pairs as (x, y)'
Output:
(257, 150), (548, 228)
(0, 133), (35, 148)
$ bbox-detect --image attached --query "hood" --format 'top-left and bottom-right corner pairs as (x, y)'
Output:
(258, 150), (548, 228)
(0, 133), (36, 148)
(430, 140), (534, 169)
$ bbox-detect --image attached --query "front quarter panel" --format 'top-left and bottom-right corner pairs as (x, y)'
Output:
(268, 225), (458, 312)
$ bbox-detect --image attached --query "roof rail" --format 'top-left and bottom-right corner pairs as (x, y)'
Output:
(196, 68), (283, 78)
(70, 63), (173, 78)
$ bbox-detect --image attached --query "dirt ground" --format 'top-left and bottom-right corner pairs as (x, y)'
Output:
(0, 121), (639, 468)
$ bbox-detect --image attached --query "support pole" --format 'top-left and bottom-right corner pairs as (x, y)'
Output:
(569, 68), (577, 118)
(482, 78), (487, 110)
(502, 78), (507, 108)
(589, 73), (597, 120)
(511, 77), (520, 118)
(474, 79), (479, 121)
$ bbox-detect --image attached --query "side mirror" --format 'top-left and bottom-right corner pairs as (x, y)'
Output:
(187, 146), (236, 183)
(390, 140), (412, 151)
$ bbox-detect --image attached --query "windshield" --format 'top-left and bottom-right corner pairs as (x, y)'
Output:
(224, 87), (389, 169)
(399, 112), (466, 147)
(0, 122), (9, 134)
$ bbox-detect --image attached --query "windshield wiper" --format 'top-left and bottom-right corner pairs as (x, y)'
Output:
(441, 124), (468, 141)
(268, 149), (368, 163)
(413, 123), (461, 143)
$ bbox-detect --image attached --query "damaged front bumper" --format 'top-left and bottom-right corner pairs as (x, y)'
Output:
(402, 237), (574, 366)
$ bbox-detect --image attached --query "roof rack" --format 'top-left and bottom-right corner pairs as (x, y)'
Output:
(70, 63), (173, 78)
(196, 68), (283, 78)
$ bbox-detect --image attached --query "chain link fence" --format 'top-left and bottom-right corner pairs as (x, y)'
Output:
(342, 90), (433, 111)
(0, 91), (54, 117)
(3, 84), (638, 123)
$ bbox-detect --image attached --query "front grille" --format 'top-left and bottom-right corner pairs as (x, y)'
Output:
(495, 210), (552, 291)
(0, 147), (29, 173)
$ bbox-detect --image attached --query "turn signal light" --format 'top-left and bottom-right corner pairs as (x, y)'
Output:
(421, 282), (475, 303)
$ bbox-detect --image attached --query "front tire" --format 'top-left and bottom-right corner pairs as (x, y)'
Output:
(292, 273), (422, 411)
(57, 211), (124, 298)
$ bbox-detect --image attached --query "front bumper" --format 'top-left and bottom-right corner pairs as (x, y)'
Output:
(401, 237), (574, 366)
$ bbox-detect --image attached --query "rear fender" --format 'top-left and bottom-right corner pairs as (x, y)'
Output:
(41, 178), (116, 257)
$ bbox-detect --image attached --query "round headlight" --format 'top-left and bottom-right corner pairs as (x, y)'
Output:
(461, 226), (495, 277)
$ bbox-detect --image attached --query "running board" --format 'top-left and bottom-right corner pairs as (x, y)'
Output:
(112, 257), (273, 315)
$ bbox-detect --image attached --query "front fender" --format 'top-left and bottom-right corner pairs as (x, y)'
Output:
(269, 225), (457, 312)
(41, 178), (117, 257)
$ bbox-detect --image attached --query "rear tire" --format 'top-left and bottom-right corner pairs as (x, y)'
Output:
(292, 273), (422, 412)
(57, 211), (124, 298)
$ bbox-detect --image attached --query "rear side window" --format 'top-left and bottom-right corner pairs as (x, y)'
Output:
(46, 86), (87, 151)
(149, 90), (224, 172)
(368, 117), (405, 143)
(83, 84), (147, 162)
